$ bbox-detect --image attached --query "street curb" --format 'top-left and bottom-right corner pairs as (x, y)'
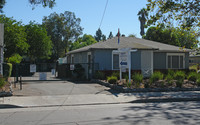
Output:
(92, 79), (200, 93)
(1, 97), (200, 109)
(0, 92), (13, 97)
(130, 97), (200, 103)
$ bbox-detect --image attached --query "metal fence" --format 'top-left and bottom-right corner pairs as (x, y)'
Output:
(57, 63), (99, 80)
(12, 63), (57, 81)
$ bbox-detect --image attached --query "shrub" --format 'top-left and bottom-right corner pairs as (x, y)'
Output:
(174, 71), (185, 88)
(3, 63), (12, 79)
(124, 74), (129, 82)
(132, 73), (143, 87)
(167, 69), (175, 77)
(126, 81), (132, 88)
(0, 76), (6, 88)
(112, 72), (120, 80)
(187, 72), (197, 82)
(107, 76), (118, 84)
(144, 82), (150, 88)
(197, 78), (200, 86)
(176, 80), (183, 88)
(174, 71), (185, 81)
(150, 71), (164, 83)
(95, 71), (105, 80)
(165, 74), (173, 85)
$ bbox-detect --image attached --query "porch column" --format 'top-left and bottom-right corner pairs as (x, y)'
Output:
(141, 50), (153, 77)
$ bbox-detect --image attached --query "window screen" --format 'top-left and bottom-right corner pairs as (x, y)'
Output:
(180, 56), (183, 68)
(172, 56), (179, 69)
(167, 54), (184, 69)
(168, 56), (171, 68)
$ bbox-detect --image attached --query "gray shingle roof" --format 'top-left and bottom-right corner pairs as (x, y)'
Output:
(67, 37), (190, 54)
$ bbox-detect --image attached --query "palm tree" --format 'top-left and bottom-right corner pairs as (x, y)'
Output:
(137, 8), (148, 36)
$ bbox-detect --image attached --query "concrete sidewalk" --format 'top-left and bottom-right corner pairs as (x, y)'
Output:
(1, 91), (200, 108)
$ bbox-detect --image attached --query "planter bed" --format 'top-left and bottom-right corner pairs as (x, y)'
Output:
(92, 79), (200, 93)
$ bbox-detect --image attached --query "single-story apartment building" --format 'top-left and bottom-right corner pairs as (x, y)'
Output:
(65, 37), (190, 78)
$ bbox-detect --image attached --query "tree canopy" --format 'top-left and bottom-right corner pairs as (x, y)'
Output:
(70, 34), (97, 51)
(0, 0), (5, 13)
(29, 0), (56, 8)
(128, 34), (136, 37)
(42, 11), (83, 61)
(0, 0), (55, 12)
(0, 15), (29, 63)
(108, 32), (113, 39)
(25, 22), (52, 62)
(146, 0), (200, 30)
(144, 26), (199, 49)
(94, 28), (103, 42)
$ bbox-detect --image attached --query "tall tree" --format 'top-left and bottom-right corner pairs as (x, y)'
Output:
(70, 34), (97, 51)
(29, 0), (55, 8)
(42, 11), (83, 61)
(0, 15), (29, 63)
(25, 22), (52, 62)
(137, 8), (148, 36)
(102, 34), (106, 41)
(94, 28), (103, 42)
(0, 0), (55, 12)
(144, 26), (199, 49)
(0, 0), (5, 13)
(108, 32), (113, 39)
(128, 34), (136, 37)
(146, 0), (200, 30)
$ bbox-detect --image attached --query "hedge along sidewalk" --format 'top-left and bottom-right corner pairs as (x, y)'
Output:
(91, 79), (200, 93)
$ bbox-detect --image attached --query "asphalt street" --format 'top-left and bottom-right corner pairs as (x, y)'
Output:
(1, 79), (200, 125)
(1, 102), (200, 125)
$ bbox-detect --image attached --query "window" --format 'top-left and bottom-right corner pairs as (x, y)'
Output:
(112, 53), (119, 70)
(167, 53), (185, 69)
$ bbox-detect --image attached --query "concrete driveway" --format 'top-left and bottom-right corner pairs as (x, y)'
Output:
(12, 80), (118, 96)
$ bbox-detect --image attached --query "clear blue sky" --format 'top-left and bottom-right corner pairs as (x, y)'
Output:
(2, 0), (147, 38)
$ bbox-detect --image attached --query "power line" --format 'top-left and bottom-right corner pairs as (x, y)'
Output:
(99, 0), (109, 29)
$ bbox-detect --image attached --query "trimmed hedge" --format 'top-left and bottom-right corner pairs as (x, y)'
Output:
(3, 63), (12, 79)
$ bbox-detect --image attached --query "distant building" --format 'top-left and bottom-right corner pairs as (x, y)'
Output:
(0, 24), (4, 75)
(189, 55), (200, 64)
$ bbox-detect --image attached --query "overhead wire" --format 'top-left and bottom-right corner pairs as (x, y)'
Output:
(99, 0), (109, 29)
